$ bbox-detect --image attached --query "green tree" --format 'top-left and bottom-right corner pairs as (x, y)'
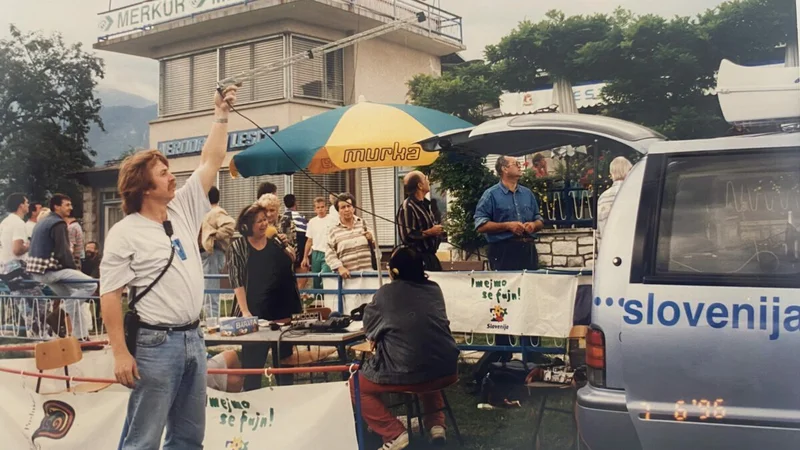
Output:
(407, 61), (500, 255)
(600, 0), (795, 139)
(0, 26), (104, 216)
(425, 153), (498, 256)
(701, 0), (795, 65)
(407, 60), (500, 124)
(409, 0), (796, 247)
(485, 10), (621, 91)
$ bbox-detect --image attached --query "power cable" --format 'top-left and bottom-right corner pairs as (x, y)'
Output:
(217, 90), (490, 261)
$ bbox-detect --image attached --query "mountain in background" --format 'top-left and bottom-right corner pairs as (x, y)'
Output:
(88, 89), (157, 165)
(96, 88), (157, 108)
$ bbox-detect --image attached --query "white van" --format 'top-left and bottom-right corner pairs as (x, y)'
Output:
(420, 60), (800, 449)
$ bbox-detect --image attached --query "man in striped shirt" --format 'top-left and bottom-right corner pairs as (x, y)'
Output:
(283, 194), (308, 288)
(396, 171), (445, 271)
(325, 193), (375, 279)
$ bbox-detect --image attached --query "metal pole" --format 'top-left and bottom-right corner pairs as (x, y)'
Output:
(592, 140), (599, 229)
(337, 275), (344, 314)
(427, 5), (432, 35)
(218, 12), (425, 88)
(353, 371), (366, 450)
(367, 168), (384, 286)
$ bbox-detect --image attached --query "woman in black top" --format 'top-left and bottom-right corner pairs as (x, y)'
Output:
(227, 194), (301, 390)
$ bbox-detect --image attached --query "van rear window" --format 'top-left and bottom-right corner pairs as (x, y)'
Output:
(656, 150), (800, 277)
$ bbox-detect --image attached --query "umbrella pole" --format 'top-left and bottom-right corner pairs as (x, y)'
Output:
(367, 167), (384, 286)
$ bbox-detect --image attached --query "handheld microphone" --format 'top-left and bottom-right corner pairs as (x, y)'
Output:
(265, 226), (287, 249)
(163, 220), (174, 237)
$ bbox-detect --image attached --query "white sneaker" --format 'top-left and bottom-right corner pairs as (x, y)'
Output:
(379, 431), (409, 450)
(396, 415), (420, 432)
(429, 425), (447, 445)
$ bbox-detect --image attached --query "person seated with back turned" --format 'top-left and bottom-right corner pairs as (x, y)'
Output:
(351, 246), (459, 450)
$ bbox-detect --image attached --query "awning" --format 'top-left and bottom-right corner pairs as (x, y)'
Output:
(499, 82), (606, 115)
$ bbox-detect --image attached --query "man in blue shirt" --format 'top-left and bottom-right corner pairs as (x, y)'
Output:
(475, 156), (544, 270)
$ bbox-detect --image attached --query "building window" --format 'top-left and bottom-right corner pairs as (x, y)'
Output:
(360, 168), (397, 247)
(291, 172), (347, 219)
(291, 36), (344, 104)
(220, 37), (285, 105)
(102, 191), (121, 202)
(654, 149), (800, 281)
(218, 170), (286, 221)
(159, 51), (217, 116)
(173, 172), (194, 189)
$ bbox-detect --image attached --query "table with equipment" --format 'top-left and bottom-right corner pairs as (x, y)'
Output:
(204, 322), (365, 384)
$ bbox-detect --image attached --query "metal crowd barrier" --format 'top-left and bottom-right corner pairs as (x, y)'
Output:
(206, 269), (592, 360)
(0, 269), (590, 362)
(0, 279), (101, 341)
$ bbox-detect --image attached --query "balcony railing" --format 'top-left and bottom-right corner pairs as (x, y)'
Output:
(97, 0), (463, 44)
(539, 184), (596, 229)
(349, 0), (463, 43)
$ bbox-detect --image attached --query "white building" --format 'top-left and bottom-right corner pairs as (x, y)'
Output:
(80, 0), (464, 248)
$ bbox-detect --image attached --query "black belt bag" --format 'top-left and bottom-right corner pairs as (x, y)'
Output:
(125, 246), (175, 357)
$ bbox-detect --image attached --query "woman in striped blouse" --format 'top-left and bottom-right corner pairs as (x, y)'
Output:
(325, 193), (376, 279)
(227, 194), (301, 390)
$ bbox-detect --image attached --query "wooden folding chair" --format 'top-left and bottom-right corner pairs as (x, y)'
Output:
(34, 337), (111, 394)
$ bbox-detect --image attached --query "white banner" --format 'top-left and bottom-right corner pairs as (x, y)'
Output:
(0, 353), (357, 449)
(324, 272), (580, 337)
(98, 0), (244, 37)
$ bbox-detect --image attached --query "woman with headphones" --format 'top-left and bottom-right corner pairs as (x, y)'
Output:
(226, 194), (301, 391)
(352, 246), (459, 449)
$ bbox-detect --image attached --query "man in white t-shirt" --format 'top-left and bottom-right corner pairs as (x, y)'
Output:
(0, 194), (36, 337)
(302, 196), (333, 290)
(100, 86), (238, 449)
(25, 202), (42, 240)
(328, 192), (339, 223)
(0, 193), (30, 269)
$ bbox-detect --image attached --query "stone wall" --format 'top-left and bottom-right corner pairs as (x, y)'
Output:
(443, 227), (596, 269)
(536, 228), (595, 269)
(82, 187), (97, 244)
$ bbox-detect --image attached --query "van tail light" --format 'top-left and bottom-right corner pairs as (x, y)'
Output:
(586, 328), (606, 387)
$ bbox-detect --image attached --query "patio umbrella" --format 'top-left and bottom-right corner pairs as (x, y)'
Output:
(230, 97), (473, 284)
(230, 98), (471, 177)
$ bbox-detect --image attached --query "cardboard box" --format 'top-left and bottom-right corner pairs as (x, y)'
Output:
(220, 316), (259, 336)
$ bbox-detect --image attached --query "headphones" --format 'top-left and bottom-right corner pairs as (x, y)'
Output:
(238, 204), (260, 236)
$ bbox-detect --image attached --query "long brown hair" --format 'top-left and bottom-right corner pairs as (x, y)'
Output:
(118, 150), (169, 215)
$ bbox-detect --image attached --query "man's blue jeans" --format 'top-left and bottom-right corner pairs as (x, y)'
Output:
(31, 269), (96, 340)
(119, 327), (207, 449)
(202, 250), (225, 318)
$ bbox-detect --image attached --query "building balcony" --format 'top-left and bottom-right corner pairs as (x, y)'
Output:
(94, 0), (464, 58)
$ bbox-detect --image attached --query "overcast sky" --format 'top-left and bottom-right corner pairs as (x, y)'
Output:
(0, 0), (755, 101)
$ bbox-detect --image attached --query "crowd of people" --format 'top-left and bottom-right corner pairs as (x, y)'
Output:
(0, 82), (635, 450)
(0, 192), (101, 341)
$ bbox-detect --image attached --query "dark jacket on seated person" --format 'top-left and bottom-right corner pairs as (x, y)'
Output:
(362, 279), (459, 386)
